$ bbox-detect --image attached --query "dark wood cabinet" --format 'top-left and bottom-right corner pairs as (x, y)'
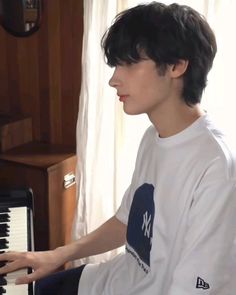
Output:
(0, 142), (77, 251)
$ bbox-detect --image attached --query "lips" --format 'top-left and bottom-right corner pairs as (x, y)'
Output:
(119, 95), (129, 102)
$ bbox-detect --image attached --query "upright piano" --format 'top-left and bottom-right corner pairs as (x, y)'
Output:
(0, 188), (34, 294)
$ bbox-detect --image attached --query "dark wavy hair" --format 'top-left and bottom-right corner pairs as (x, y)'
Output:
(101, 2), (217, 106)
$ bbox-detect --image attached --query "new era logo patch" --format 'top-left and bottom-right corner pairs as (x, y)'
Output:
(196, 277), (210, 290)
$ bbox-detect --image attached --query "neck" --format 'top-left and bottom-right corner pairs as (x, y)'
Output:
(148, 101), (205, 138)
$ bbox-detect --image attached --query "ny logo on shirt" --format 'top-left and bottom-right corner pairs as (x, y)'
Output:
(126, 183), (155, 269)
(142, 211), (152, 238)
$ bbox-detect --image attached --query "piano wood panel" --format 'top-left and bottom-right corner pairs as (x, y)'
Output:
(0, 0), (83, 147)
(0, 163), (49, 250)
(48, 156), (77, 249)
(0, 142), (77, 251)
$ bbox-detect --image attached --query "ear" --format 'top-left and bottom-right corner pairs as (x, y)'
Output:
(169, 59), (189, 78)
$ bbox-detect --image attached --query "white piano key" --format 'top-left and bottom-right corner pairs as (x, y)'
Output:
(0, 206), (32, 294)
(0, 207), (27, 251)
(1, 284), (29, 295)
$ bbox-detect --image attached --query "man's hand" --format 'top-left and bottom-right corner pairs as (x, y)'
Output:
(0, 249), (65, 284)
(0, 215), (126, 285)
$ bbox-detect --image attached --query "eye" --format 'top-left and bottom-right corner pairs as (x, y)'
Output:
(121, 61), (137, 68)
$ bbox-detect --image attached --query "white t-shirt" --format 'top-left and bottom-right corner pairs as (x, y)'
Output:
(78, 114), (236, 295)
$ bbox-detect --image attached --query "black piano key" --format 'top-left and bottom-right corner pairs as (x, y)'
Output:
(0, 232), (9, 236)
(0, 231), (9, 237)
(0, 208), (9, 213)
(0, 223), (10, 232)
(0, 225), (9, 238)
(0, 239), (8, 250)
(0, 276), (6, 286)
(0, 224), (9, 230)
(0, 286), (6, 293)
(0, 215), (10, 223)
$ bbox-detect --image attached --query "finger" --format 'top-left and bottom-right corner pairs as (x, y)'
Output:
(0, 259), (29, 274)
(15, 269), (45, 285)
(0, 251), (24, 262)
(0, 251), (16, 261)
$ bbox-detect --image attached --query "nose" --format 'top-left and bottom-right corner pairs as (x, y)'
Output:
(109, 67), (121, 88)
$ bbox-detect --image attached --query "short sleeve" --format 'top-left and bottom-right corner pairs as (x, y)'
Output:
(167, 179), (236, 295)
(115, 185), (133, 225)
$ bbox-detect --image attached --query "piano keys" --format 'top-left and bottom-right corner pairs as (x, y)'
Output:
(0, 188), (34, 295)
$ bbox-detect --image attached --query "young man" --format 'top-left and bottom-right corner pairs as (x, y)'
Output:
(1, 2), (236, 295)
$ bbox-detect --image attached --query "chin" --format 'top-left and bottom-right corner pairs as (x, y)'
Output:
(123, 108), (144, 116)
(122, 103), (145, 116)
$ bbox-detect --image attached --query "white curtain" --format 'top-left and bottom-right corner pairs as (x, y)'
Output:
(73, 0), (149, 265)
(73, 0), (236, 265)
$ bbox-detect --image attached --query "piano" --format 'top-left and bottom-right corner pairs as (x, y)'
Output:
(0, 188), (34, 294)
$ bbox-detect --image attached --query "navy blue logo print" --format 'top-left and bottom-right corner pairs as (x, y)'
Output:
(126, 183), (155, 273)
